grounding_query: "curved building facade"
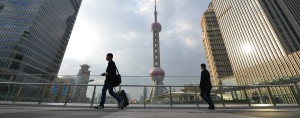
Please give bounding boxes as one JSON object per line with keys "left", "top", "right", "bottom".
{"left": 0, "top": 0, "right": 82, "bottom": 83}
{"left": 0, "top": 0, "right": 82, "bottom": 100}
{"left": 212, "top": 0, "right": 300, "bottom": 85}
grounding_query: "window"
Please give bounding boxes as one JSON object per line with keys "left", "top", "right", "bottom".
{"left": 0, "top": 3, "right": 4, "bottom": 11}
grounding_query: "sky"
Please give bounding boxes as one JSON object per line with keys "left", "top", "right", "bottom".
{"left": 58, "top": 0, "right": 211, "bottom": 76}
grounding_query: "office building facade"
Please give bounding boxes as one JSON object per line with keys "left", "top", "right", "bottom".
{"left": 0, "top": 0, "right": 82, "bottom": 101}
{"left": 201, "top": 2, "right": 233, "bottom": 86}
{"left": 211, "top": 0, "right": 300, "bottom": 85}
{"left": 0, "top": 0, "right": 82, "bottom": 83}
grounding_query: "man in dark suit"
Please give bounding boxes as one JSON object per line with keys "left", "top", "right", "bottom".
{"left": 96, "top": 53, "right": 122, "bottom": 109}
{"left": 199, "top": 63, "right": 215, "bottom": 109}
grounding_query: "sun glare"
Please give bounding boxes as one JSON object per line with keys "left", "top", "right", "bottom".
{"left": 243, "top": 44, "right": 252, "bottom": 53}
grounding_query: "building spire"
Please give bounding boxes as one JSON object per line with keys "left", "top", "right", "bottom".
{"left": 154, "top": 0, "right": 157, "bottom": 22}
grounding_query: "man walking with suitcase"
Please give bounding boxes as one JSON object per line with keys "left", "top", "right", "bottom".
{"left": 95, "top": 53, "right": 123, "bottom": 109}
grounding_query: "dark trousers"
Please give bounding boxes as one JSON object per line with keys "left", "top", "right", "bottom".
{"left": 200, "top": 88, "right": 214, "bottom": 107}
{"left": 100, "top": 82, "right": 121, "bottom": 106}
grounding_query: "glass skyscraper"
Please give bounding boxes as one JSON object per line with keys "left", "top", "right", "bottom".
{"left": 0, "top": 0, "right": 82, "bottom": 83}
{"left": 201, "top": 2, "right": 233, "bottom": 86}
{"left": 211, "top": 0, "right": 300, "bottom": 85}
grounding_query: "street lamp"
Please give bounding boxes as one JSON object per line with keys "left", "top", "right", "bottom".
{"left": 87, "top": 79, "right": 94, "bottom": 83}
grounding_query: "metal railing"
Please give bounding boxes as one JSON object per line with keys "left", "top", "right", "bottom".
{"left": 0, "top": 82, "right": 299, "bottom": 108}
{"left": 0, "top": 74, "right": 299, "bottom": 108}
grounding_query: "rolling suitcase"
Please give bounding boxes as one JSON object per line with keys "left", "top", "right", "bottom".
{"left": 116, "top": 90, "right": 129, "bottom": 109}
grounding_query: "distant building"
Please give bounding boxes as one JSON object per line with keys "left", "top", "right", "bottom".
{"left": 148, "top": 84, "right": 220, "bottom": 104}
{"left": 73, "top": 64, "right": 91, "bottom": 103}
{"left": 51, "top": 77, "right": 70, "bottom": 102}
{"left": 61, "top": 76, "right": 77, "bottom": 100}
{"left": 181, "top": 84, "right": 200, "bottom": 92}
{"left": 62, "top": 76, "right": 77, "bottom": 85}
{"left": 139, "top": 87, "right": 148, "bottom": 103}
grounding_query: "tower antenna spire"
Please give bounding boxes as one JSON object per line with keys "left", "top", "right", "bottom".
{"left": 154, "top": 0, "right": 157, "bottom": 22}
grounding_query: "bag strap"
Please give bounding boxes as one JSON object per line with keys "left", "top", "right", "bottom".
{"left": 116, "top": 65, "right": 120, "bottom": 75}
{"left": 116, "top": 68, "right": 120, "bottom": 75}
{"left": 114, "top": 64, "right": 120, "bottom": 90}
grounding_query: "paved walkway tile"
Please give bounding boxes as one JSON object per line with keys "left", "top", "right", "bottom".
{"left": 0, "top": 105, "right": 299, "bottom": 118}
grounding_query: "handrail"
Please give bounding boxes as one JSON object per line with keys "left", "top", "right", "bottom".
{"left": 0, "top": 82, "right": 299, "bottom": 87}
{"left": 0, "top": 73, "right": 299, "bottom": 78}
{"left": 0, "top": 82, "right": 299, "bottom": 108}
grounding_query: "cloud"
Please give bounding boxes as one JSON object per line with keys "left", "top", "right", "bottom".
{"left": 59, "top": 0, "right": 211, "bottom": 76}
{"left": 135, "top": 0, "right": 153, "bottom": 15}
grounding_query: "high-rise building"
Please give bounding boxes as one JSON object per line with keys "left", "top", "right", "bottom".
{"left": 149, "top": 0, "right": 166, "bottom": 99}
{"left": 73, "top": 64, "right": 90, "bottom": 103}
{"left": 0, "top": 0, "right": 82, "bottom": 101}
{"left": 0, "top": 0, "right": 82, "bottom": 83}
{"left": 211, "top": 0, "right": 300, "bottom": 85}
{"left": 201, "top": 2, "right": 233, "bottom": 86}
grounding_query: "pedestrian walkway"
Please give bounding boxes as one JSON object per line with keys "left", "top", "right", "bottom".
{"left": 0, "top": 105, "right": 299, "bottom": 118}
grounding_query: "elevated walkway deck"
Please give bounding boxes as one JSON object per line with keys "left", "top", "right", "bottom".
{"left": 0, "top": 105, "right": 300, "bottom": 118}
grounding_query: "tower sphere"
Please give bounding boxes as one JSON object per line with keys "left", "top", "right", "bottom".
{"left": 150, "top": 67, "right": 165, "bottom": 76}
{"left": 151, "top": 22, "right": 162, "bottom": 32}
{"left": 150, "top": 67, "right": 165, "bottom": 82}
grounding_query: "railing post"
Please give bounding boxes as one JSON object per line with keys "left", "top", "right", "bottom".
{"left": 194, "top": 87, "right": 199, "bottom": 108}
{"left": 230, "top": 90, "right": 235, "bottom": 102}
{"left": 38, "top": 84, "right": 48, "bottom": 104}
{"left": 243, "top": 86, "right": 251, "bottom": 108}
{"left": 258, "top": 87, "right": 265, "bottom": 104}
{"left": 169, "top": 86, "right": 173, "bottom": 108}
{"left": 219, "top": 86, "right": 226, "bottom": 108}
{"left": 13, "top": 84, "right": 23, "bottom": 103}
{"left": 234, "top": 88, "right": 239, "bottom": 100}
{"left": 267, "top": 87, "right": 277, "bottom": 107}
{"left": 144, "top": 86, "right": 147, "bottom": 108}
{"left": 90, "top": 85, "right": 96, "bottom": 108}
{"left": 289, "top": 86, "right": 300, "bottom": 106}
{"left": 64, "top": 85, "right": 71, "bottom": 106}
{"left": 1, "top": 81, "right": 11, "bottom": 101}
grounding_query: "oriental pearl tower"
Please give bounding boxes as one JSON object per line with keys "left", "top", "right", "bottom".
{"left": 149, "top": 0, "right": 166, "bottom": 99}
